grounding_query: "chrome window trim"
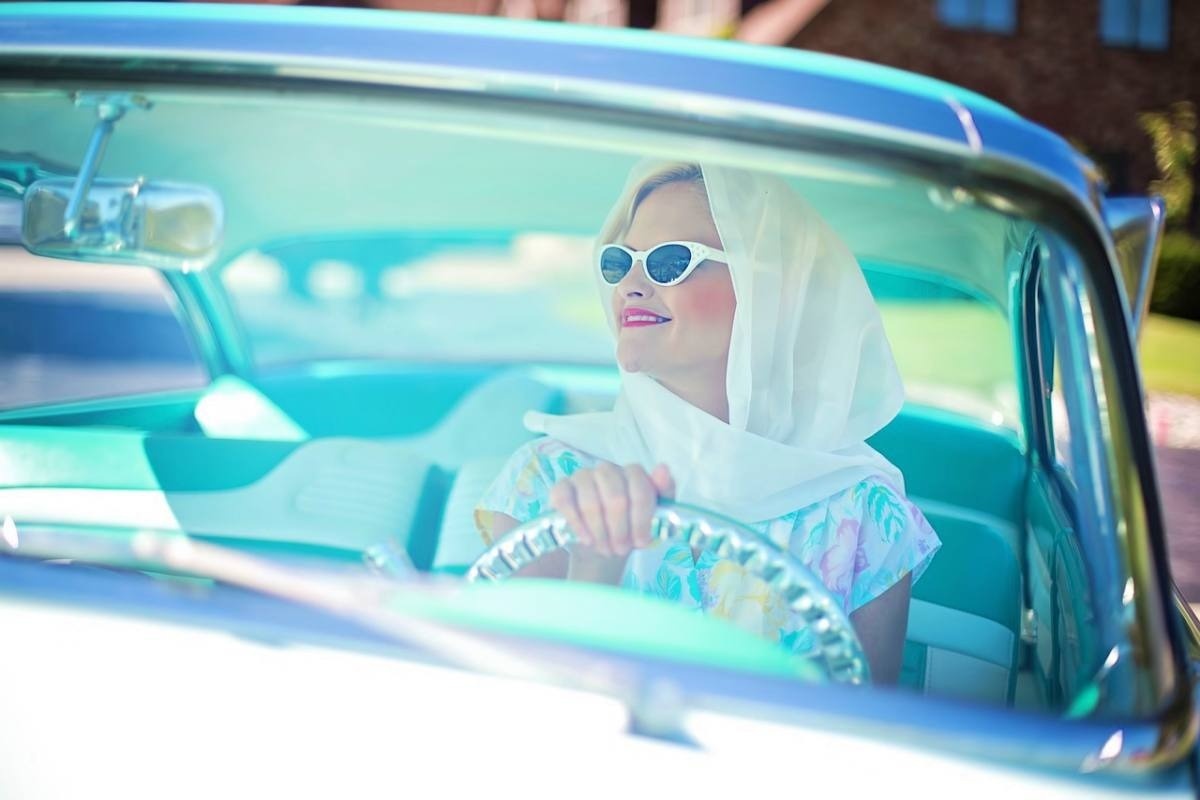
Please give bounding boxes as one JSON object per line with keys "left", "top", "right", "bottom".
{"left": 1042, "top": 226, "right": 1192, "bottom": 754}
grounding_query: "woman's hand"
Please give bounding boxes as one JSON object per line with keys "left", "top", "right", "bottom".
{"left": 548, "top": 462, "right": 675, "bottom": 583}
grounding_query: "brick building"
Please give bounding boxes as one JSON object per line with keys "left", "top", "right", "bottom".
{"left": 778, "top": 1, "right": 1199, "bottom": 197}
{"left": 567, "top": 0, "right": 1200, "bottom": 199}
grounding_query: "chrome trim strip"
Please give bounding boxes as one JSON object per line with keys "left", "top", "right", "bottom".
{"left": 1, "top": 44, "right": 975, "bottom": 156}
{"left": 944, "top": 95, "right": 982, "bottom": 154}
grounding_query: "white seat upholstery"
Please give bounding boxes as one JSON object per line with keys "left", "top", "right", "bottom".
{"left": 432, "top": 456, "right": 509, "bottom": 573}
{"left": 395, "top": 370, "right": 560, "bottom": 469}
{"left": 406, "top": 369, "right": 564, "bottom": 569}
{"left": 0, "top": 438, "right": 434, "bottom": 553}
{"left": 1, "top": 369, "right": 564, "bottom": 570}
{"left": 904, "top": 599, "right": 1016, "bottom": 704}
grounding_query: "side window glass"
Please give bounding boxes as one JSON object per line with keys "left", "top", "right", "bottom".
{"left": 1047, "top": 338, "right": 1075, "bottom": 484}
{"left": 1034, "top": 269, "right": 1077, "bottom": 492}
{"left": 0, "top": 247, "right": 208, "bottom": 410}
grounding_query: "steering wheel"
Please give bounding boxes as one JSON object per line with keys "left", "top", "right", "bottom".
{"left": 466, "top": 502, "right": 870, "bottom": 685}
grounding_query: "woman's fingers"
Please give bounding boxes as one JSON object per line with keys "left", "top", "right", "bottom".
{"left": 549, "top": 462, "right": 675, "bottom": 558}
{"left": 571, "top": 470, "right": 613, "bottom": 556}
{"left": 549, "top": 475, "right": 592, "bottom": 548}
{"left": 593, "top": 462, "right": 632, "bottom": 556}
{"left": 624, "top": 463, "right": 657, "bottom": 549}
{"left": 651, "top": 463, "right": 676, "bottom": 500}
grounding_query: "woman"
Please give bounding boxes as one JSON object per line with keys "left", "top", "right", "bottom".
{"left": 475, "top": 161, "right": 940, "bottom": 683}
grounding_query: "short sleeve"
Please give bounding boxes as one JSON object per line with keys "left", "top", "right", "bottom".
{"left": 473, "top": 437, "right": 589, "bottom": 545}
{"left": 846, "top": 478, "right": 941, "bottom": 613}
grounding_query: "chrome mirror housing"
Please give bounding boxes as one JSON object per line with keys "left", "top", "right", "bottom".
{"left": 1103, "top": 195, "right": 1166, "bottom": 337}
{"left": 21, "top": 177, "right": 223, "bottom": 272}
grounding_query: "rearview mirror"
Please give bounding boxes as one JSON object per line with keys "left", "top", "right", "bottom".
{"left": 21, "top": 177, "right": 223, "bottom": 272}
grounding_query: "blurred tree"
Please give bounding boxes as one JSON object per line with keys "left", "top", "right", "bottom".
{"left": 1139, "top": 101, "right": 1197, "bottom": 234}
{"left": 1141, "top": 102, "right": 1200, "bottom": 321}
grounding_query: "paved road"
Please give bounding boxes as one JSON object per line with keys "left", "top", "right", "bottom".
{"left": 1159, "top": 446, "right": 1200, "bottom": 601}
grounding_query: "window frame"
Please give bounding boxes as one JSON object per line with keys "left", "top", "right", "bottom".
{"left": 1017, "top": 224, "right": 1187, "bottom": 718}
{"left": 1025, "top": 239, "right": 1081, "bottom": 509}
{"left": 936, "top": 0, "right": 1018, "bottom": 35}
{"left": 1099, "top": 0, "right": 1171, "bottom": 51}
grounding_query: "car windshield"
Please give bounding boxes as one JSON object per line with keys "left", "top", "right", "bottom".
{"left": 0, "top": 82, "right": 1145, "bottom": 724}
{"left": 213, "top": 105, "right": 1017, "bottom": 428}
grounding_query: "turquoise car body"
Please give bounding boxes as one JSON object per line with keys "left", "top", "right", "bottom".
{"left": 0, "top": 4, "right": 1193, "bottom": 796}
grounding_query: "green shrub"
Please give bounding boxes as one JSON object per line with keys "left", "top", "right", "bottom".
{"left": 1150, "top": 231, "right": 1200, "bottom": 321}
{"left": 1139, "top": 102, "right": 1196, "bottom": 227}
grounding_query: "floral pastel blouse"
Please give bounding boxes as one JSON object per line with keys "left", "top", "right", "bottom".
{"left": 474, "top": 437, "right": 941, "bottom": 658}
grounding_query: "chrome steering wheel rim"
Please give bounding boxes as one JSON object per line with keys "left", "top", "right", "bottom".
{"left": 466, "top": 502, "right": 870, "bottom": 685}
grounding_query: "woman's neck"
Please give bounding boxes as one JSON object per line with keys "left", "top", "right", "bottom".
{"left": 654, "top": 361, "right": 730, "bottom": 423}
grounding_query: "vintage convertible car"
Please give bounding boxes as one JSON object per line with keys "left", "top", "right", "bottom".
{"left": 0, "top": 3, "right": 1195, "bottom": 797}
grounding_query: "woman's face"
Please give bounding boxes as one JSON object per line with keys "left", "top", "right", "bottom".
{"left": 610, "top": 180, "right": 736, "bottom": 384}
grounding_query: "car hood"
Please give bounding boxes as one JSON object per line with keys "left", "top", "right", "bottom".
{"left": 0, "top": 598, "right": 1159, "bottom": 800}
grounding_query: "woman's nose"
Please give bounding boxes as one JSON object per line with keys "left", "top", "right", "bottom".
{"left": 618, "top": 259, "right": 653, "bottom": 297}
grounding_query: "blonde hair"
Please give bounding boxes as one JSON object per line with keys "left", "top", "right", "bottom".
{"left": 624, "top": 163, "right": 706, "bottom": 233}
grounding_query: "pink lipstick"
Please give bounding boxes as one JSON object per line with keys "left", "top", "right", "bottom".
{"left": 621, "top": 307, "right": 672, "bottom": 327}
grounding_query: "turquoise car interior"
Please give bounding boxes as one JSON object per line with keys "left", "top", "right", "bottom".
{"left": 0, "top": 363, "right": 1035, "bottom": 707}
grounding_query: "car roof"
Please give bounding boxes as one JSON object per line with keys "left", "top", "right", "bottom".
{"left": 0, "top": 3, "right": 1094, "bottom": 205}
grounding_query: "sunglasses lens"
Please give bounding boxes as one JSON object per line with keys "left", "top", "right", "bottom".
{"left": 599, "top": 246, "right": 633, "bottom": 284}
{"left": 645, "top": 244, "right": 693, "bottom": 284}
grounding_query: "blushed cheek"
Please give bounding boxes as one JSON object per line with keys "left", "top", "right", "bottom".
{"left": 688, "top": 285, "right": 736, "bottom": 317}
{"left": 674, "top": 278, "right": 736, "bottom": 345}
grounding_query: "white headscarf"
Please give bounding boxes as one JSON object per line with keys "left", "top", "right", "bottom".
{"left": 525, "top": 161, "right": 907, "bottom": 523}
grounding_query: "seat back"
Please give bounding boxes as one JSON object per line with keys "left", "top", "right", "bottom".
{"left": 0, "top": 426, "right": 439, "bottom": 557}
{"left": 393, "top": 370, "right": 562, "bottom": 469}
{"left": 431, "top": 456, "right": 507, "bottom": 574}
{"left": 901, "top": 507, "right": 1021, "bottom": 703}
{"left": 870, "top": 407, "right": 1026, "bottom": 704}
